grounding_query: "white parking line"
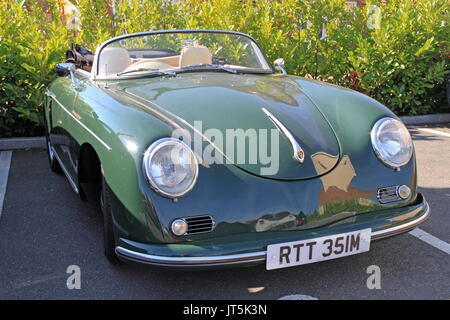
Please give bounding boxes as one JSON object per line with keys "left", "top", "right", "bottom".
{"left": 0, "top": 151, "right": 12, "bottom": 218}
{"left": 409, "top": 228, "right": 450, "bottom": 255}
{"left": 418, "top": 128, "right": 450, "bottom": 138}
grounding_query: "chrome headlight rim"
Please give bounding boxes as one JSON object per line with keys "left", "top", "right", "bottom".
{"left": 143, "top": 137, "right": 199, "bottom": 198}
{"left": 370, "top": 117, "right": 413, "bottom": 169}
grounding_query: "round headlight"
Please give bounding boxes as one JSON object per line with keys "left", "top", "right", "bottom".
{"left": 143, "top": 138, "right": 199, "bottom": 198}
{"left": 371, "top": 117, "right": 413, "bottom": 168}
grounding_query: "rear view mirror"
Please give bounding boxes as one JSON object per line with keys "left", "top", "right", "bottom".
{"left": 54, "top": 63, "right": 81, "bottom": 89}
{"left": 274, "top": 58, "right": 287, "bottom": 74}
{"left": 55, "top": 63, "right": 75, "bottom": 77}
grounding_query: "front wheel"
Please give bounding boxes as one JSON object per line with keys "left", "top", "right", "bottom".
{"left": 100, "top": 175, "right": 120, "bottom": 264}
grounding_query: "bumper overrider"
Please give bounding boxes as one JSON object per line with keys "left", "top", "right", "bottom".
{"left": 115, "top": 193, "right": 429, "bottom": 268}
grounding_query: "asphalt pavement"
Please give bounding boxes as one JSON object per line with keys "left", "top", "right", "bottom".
{"left": 0, "top": 124, "right": 448, "bottom": 300}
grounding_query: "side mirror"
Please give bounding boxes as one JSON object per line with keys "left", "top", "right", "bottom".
{"left": 55, "top": 62, "right": 75, "bottom": 77}
{"left": 274, "top": 58, "right": 287, "bottom": 75}
{"left": 55, "top": 62, "right": 81, "bottom": 89}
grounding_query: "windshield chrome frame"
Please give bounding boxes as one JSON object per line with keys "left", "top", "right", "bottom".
{"left": 92, "top": 29, "right": 273, "bottom": 80}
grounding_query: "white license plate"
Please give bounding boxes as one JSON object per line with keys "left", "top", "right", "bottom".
{"left": 266, "top": 229, "right": 371, "bottom": 270}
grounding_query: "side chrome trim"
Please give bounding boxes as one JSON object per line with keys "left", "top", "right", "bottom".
{"left": 46, "top": 93, "right": 112, "bottom": 151}
{"left": 45, "top": 90, "right": 56, "bottom": 99}
{"left": 51, "top": 146, "right": 79, "bottom": 194}
{"left": 261, "top": 107, "right": 305, "bottom": 163}
{"left": 115, "top": 204, "right": 429, "bottom": 267}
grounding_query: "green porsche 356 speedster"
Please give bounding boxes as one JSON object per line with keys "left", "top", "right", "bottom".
{"left": 44, "top": 30, "right": 429, "bottom": 270}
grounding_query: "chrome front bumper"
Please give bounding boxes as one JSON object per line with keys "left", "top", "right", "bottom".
{"left": 115, "top": 196, "right": 430, "bottom": 268}
{"left": 116, "top": 246, "right": 267, "bottom": 267}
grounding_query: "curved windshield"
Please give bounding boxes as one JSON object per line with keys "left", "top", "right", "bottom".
{"left": 96, "top": 31, "right": 272, "bottom": 78}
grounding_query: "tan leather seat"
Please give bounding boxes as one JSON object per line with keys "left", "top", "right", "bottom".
{"left": 98, "top": 47, "right": 131, "bottom": 76}
{"left": 126, "top": 60, "right": 173, "bottom": 71}
{"left": 179, "top": 45, "right": 212, "bottom": 67}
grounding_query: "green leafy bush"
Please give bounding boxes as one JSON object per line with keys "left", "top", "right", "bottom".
{"left": 0, "top": 1, "right": 72, "bottom": 137}
{"left": 0, "top": 0, "right": 448, "bottom": 137}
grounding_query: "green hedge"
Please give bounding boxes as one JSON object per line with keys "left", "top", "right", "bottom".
{"left": 1, "top": 0, "right": 449, "bottom": 137}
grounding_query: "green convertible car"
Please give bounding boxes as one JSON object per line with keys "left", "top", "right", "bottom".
{"left": 44, "top": 30, "right": 429, "bottom": 270}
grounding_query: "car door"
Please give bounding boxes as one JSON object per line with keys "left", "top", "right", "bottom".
{"left": 45, "top": 73, "right": 80, "bottom": 184}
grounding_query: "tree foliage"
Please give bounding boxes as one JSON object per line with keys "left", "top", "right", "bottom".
{"left": 0, "top": 0, "right": 448, "bottom": 137}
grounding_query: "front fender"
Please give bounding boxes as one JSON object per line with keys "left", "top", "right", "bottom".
{"left": 296, "top": 77, "right": 418, "bottom": 204}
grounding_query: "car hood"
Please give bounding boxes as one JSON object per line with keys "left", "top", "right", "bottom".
{"left": 117, "top": 73, "right": 340, "bottom": 180}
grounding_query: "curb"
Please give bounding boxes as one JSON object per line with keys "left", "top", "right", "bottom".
{"left": 0, "top": 137, "right": 46, "bottom": 151}
{"left": 0, "top": 113, "right": 449, "bottom": 150}
{"left": 400, "top": 113, "right": 450, "bottom": 125}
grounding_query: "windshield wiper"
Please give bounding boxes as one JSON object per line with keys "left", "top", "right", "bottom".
{"left": 117, "top": 67, "right": 159, "bottom": 76}
{"left": 180, "top": 63, "right": 238, "bottom": 74}
{"left": 117, "top": 64, "right": 237, "bottom": 77}
{"left": 117, "top": 68, "right": 176, "bottom": 77}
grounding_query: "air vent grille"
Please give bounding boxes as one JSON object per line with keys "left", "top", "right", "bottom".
{"left": 377, "top": 186, "right": 400, "bottom": 203}
{"left": 185, "top": 216, "right": 215, "bottom": 235}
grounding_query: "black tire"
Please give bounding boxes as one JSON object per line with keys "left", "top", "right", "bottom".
{"left": 100, "top": 176, "right": 120, "bottom": 264}
{"left": 45, "top": 136, "right": 62, "bottom": 173}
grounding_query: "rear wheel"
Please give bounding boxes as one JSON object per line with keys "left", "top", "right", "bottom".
{"left": 100, "top": 175, "right": 119, "bottom": 264}
{"left": 45, "top": 136, "right": 62, "bottom": 173}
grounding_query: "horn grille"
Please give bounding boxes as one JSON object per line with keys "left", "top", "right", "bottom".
{"left": 184, "top": 215, "right": 215, "bottom": 235}
{"left": 377, "top": 186, "right": 401, "bottom": 203}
